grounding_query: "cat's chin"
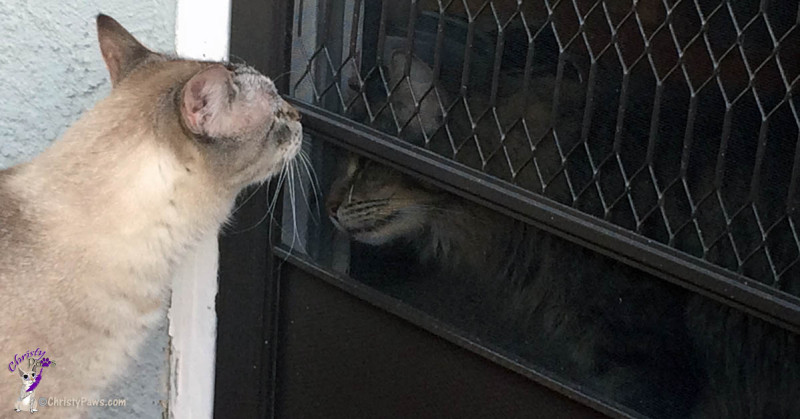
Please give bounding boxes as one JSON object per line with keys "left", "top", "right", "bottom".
{"left": 349, "top": 223, "right": 420, "bottom": 247}
{"left": 336, "top": 210, "right": 427, "bottom": 247}
{"left": 350, "top": 231, "right": 398, "bottom": 246}
{"left": 332, "top": 221, "right": 405, "bottom": 247}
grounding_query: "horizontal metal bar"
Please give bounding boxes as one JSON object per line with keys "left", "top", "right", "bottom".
{"left": 287, "top": 97, "right": 800, "bottom": 335}
{"left": 273, "top": 246, "right": 637, "bottom": 419}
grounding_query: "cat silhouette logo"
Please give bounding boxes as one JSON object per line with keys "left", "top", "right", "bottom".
{"left": 8, "top": 349, "right": 55, "bottom": 414}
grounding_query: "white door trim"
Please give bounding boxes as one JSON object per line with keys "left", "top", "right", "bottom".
{"left": 169, "top": 1, "right": 231, "bottom": 418}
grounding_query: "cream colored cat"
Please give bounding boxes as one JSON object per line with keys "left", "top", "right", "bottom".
{"left": 0, "top": 15, "right": 301, "bottom": 418}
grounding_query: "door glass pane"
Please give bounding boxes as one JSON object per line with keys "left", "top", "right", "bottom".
{"left": 280, "top": 136, "right": 800, "bottom": 418}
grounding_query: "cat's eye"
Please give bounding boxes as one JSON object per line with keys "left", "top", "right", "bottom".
{"left": 23, "top": 374, "right": 28, "bottom": 379}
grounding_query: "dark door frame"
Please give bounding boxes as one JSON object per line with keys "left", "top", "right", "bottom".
{"left": 214, "top": 1, "right": 293, "bottom": 417}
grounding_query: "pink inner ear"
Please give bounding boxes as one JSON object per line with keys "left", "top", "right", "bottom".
{"left": 181, "top": 65, "right": 232, "bottom": 136}
{"left": 190, "top": 82, "right": 207, "bottom": 112}
{"left": 183, "top": 79, "right": 207, "bottom": 132}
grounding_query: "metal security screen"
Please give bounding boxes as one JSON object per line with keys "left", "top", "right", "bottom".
{"left": 290, "top": 0, "right": 800, "bottom": 309}
{"left": 215, "top": 1, "right": 800, "bottom": 418}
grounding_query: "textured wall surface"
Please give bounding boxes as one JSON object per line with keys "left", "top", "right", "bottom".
{"left": 0, "top": 2, "right": 177, "bottom": 418}
{"left": 0, "top": 1, "right": 176, "bottom": 168}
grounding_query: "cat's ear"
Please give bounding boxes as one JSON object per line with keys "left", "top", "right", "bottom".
{"left": 96, "top": 14, "right": 155, "bottom": 87}
{"left": 388, "top": 50, "right": 434, "bottom": 84}
{"left": 180, "top": 65, "right": 233, "bottom": 138}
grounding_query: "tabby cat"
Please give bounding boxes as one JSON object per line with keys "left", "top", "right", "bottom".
{"left": 327, "top": 154, "right": 696, "bottom": 415}
{"left": 0, "top": 15, "right": 301, "bottom": 418}
{"left": 329, "top": 50, "right": 800, "bottom": 418}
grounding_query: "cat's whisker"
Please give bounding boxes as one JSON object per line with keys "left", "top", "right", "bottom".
{"left": 268, "top": 168, "right": 287, "bottom": 215}
{"left": 231, "top": 182, "right": 266, "bottom": 215}
{"left": 298, "top": 150, "right": 322, "bottom": 196}
{"left": 233, "top": 166, "right": 289, "bottom": 236}
{"left": 267, "top": 161, "right": 304, "bottom": 248}
{"left": 294, "top": 160, "right": 319, "bottom": 225}
{"left": 272, "top": 69, "right": 303, "bottom": 84}
{"left": 338, "top": 202, "right": 496, "bottom": 228}
{"left": 342, "top": 198, "right": 490, "bottom": 220}
{"left": 282, "top": 159, "right": 304, "bottom": 260}
{"left": 265, "top": 169, "right": 289, "bottom": 244}
{"left": 280, "top": 164, "right": 293, "bottom": 251}
{"left": 297, "top": 151, "right": 322, "bottom": 221}
{"left": 347, "top": 183, "right": 355, "bottom": 205}
{"left": 291, "top": 160, "right": 304, "bottom": 245}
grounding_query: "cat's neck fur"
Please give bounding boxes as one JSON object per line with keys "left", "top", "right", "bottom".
{"left": 417, "top": 196, "right": 519, "bottom": 280}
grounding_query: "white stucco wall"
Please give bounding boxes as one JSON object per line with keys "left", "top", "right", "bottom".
{"left": 0, "top": 2, "right": 177, "bottom": 418}
{"left": 0, "top": 1, "right": 177, "bottom": 168}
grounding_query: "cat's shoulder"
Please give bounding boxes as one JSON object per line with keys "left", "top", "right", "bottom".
{"left": 0, "top": 166, "right": 37, "bottom": 250}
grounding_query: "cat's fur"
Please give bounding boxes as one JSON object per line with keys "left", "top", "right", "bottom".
{"left": 685, "top": 298, "right": 800, "bottom": 418}
{"left": 0, "top": 15, "right": 301, "bottom": 418}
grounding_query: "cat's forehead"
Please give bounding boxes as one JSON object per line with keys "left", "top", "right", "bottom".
{"left": 141, "top": 60, "right": 278, "bottom": 96}
{"left": 229, "top": 64, "right": 277, "bottom": 91}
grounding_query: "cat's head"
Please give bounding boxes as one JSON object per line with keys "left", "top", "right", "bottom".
{"left": 347, "top": 49, "right": 446, "bottom": 145}
{"left": 383, "top": 50, "right": 446, "bottom": 142}
{"left": 93, "top": 14, "right": 301, "bottom": 190}
{"left": 17, "top": 369, "right": 34, "bottom": 387}
{"left": 16, "top": 359, "right": 37, "bottom": 387}
{"left": 326, "top": 155, "right": 448, "bottom": 245}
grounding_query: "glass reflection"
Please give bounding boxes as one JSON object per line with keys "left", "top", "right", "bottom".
{"left": 322, "top": 150, "right": 695, "bottom": 417}
{"left": 311, "top": 150, "right": 800, "bottom": 418}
